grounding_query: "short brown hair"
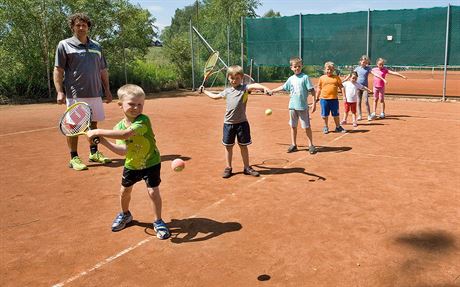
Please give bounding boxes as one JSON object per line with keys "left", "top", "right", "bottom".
{"left": 289, "top": 57, "right": 302, "bottom": 66}
{"left": 68, "top": 13, "right": 92, "bottom": 29}
{"left": 227, "top": 65, "right": 244, "bottom": 77}
{"left": 117, "top": 84, "right": 145, "bottom": 101}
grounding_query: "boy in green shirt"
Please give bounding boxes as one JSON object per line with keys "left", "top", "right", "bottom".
{"left": 87, "top": 84, "right": 169, "bottom": 239}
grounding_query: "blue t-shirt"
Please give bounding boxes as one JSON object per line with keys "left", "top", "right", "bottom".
{"left": 354, "top": 66, "right": 372, "bottom": 87}
{"left": 282, "top": 73, "right": 314, "bottom": 110}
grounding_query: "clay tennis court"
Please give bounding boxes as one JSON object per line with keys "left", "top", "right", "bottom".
{"left": 1, "top": 85, "right": 459, "bottom": 286}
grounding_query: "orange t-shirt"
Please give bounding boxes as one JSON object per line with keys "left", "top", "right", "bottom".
{"left": 318, "top": 75, "right": 343, "bottom": 99}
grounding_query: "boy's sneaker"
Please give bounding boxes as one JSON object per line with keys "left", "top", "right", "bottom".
{"left": 287, "top": 145, "right": 298, "bottom": 153}
{"left": 367, "top": 115, "right": 372, "bottom": 121}
{"left": 323, "top": 126, "right": 329, "bottom": 134}
{"left": 308, "top": 145, "right": 317, "bottom": 154}
{"left": 222, "top": 167, "right": 233, "bottom": 178}
{"left": 357, "top": 115, "right": 362, "bottom": 121}
{"left": 89, "top": 151, "right": 112, "bottom": 164}
{"left": 111, "top": 211, "right": 133, "bottom": 232}
{"left": 353, "top": 122, "right": 358, "bottom": 127}
{"left": 380, "top": 112, "right": 385, "bottom": 119}
{"left": 153, "top": 219, "right": 170, "bottom": 240}
{"left": 335, "top": 126, "right": 347, "bottom": 133}
{"left": 69, "top": 156, "right": 88, "bottom": 171}
{"left": 244, "top": 166, "right": 260, "bottom": 177}
{"left": 370, "top": 113, "right": 376, "bottom": 120}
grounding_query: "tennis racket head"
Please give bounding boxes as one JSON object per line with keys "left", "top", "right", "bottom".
{"left": 203, "top": 51, "right": 219, "bottom": 80}
{"left": 59, "top": 102, "right": 100, "bottom": 144}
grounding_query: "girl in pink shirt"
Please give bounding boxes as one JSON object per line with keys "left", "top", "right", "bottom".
{"left": 371, "top": 58, "right": 407, "bottom": 119}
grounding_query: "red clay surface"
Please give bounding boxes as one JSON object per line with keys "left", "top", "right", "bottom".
{"left": 1, "top": 91, "right": 459, "bottom": 286}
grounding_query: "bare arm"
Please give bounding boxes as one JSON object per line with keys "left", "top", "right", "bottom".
{"left": 371, "top": 71, "right": 387, "bottom": 84}
{"left": 309, "top": 88, "right": 317, "bottom": 113}
{"left": 247, "top": 83, "right": 271, "bottom": 95}
{"left": 388, "top": 70, "right": 407, "bottom": 79}
{"left": 198, "top": 86, "right": 223, "bottom": 99}
{"left": 101, "top": 69, "right": 113, "bottom": 103}
{"left": 97, "top": 137, "right": 127, "bottom": 156}
{"left": 271, "top": 85, "right": 285, "bottom": 93}
{"left": 87, "top": 128, "right": 135, "bottom": 141}
{"left": 53, "top": 67, "right": 66, "bottom": 104}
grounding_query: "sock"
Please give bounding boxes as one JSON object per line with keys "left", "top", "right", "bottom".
{"left": 70, "top": 151, "right": 78, "bottom": 159}
{"left": 90, "top": 145, "right": 98, "bottom": 155}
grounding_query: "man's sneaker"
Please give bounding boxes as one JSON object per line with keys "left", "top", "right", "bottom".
{"left": 357, "top": 115, "right": 362, "bottom": 121}
{"left": 287, "top": 145, "right": 298, "bottom": 153}
{"left": 308, "top": 145, "right": 317, "bottom": 154}
{"left": 323, "top": 126, "right": 329, "bottom": 134}
{"left": 335, "top": 126, "right": 347, "bottom": 133}
{"left": 222, "top": 167, "right": 233, "bottom": 178}
{"left": 69, "top": 156, "right": 88, "bottom": 171}
{"left": 367, "top": 115, "right": 372, "bottom": 121}
{"left": 111, "top": 211, "right": 133, "bottom": 232}
{"left": 89, "top": 151, "right": 112, "bottom": 164}
{"left": 153, "top": 219, "right": 170, "bottom": 240}
{"left": 380, "top": 112, "right": 385, "bottom": 119}
{"left": 244, "top": 166, "right": 260, "bottom": 177}
{"left": 370, "top": 113, "right": 377, "bottom": 120}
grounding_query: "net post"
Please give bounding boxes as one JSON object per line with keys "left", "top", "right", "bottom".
{"left": 442, "top": 4, "right": 451, "bottom": 102}
{"left": 241, "top": 16, "right": 244, "bottom": 70}
{"left": 366, "top": 9, "right": 370, "bottom": 58}
{"left": 299, "top": 13, "right": 302, "bottom": 58}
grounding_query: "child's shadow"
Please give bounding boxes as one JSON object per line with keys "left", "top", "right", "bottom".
{"left": 253, "top": 164, "right": 326, "bottom": 182}
{"left": 316, "top": 146, "right": 351, "bottom": 153}
{"left": 167, "top": 218, "right": 242, "bottom": 243}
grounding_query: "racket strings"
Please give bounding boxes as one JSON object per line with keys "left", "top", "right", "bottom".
{"left": 60, "top": 104, "right": 92, "bottom": 135}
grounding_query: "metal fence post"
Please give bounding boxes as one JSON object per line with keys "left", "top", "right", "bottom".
{"left": 189, "top": 20, "right": 195, "bottom": 91}
{"left": 442, "top": 4, "right": 451, "bottom": 102}
{"left": 241, "top": 16, "right": 244, "bottom": 70}
{"left": 299, "top": 13, "right": 302, "bottom": 58}
{"left": 367, "top": 9, "right": 370, "bottom": 57}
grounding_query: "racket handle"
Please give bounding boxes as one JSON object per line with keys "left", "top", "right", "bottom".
{"left": 92, "top": 137, "right": 100, "bottom": 145}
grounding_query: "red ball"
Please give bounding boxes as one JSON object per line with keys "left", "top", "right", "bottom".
{"left": 171, "top": 158, "right": 185, "bottom": 172}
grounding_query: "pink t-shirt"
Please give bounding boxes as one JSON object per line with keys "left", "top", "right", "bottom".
{"left": 372, "top": 67, "right": 389, "bottom": 88}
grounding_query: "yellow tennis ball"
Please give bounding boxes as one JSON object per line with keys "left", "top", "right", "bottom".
{"left": 265, "top": 108, "right": 272, "bottom": 116}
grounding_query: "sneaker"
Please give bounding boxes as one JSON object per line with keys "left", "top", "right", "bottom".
{"left": 380, "top": 112, "right": 385, "bottom": 119}
{"left": 370, "top": 113, "right": 376, "bottom": 120}
{"left": 308, "top": 145, "right": 317, "bottom": 154}
{"left": 287, "top": 145, "right": 298, "bottom": 153}
{"left": 367, "top": 115, "right": 372, "bottom": 121}
{"left": 89, "top": 151, "right": 112, "bottom": 164}
{"left": 353, "top": 122, "right": 358, "bottom": 127}
{"left": 243, "top": 166, "right": 260, "bottom": 177}
{"left": 357, "top": 115, "right": 362, "bottom": 121}
{"left": 69, "top": 156, "right": 88, "bottom": 171}
{"left": 222, "top": 167, "right": 233, "bottom": 178}
{"left": 340, "top": 120, "right": 346, "bottom": 125}
{"left": 111, "top": 211, "right": 133, "bottom": 232}
{"left": 323, "top": 126, "right": 329, "bottom": 134}
{"left": 335, "top": 126, "right": 347, "bottom": 133}
{"left": 153, "top": 219, "right": 170, "bottom": 240}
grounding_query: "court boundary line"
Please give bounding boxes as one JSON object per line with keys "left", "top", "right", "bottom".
{"left": 50, "top": 130, "right": 352, "bottom": 287}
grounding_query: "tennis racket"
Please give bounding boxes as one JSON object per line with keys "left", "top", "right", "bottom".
{"left": 58, "top": 102, "right": 100, "bottom": 144}
{"left": 199, "top": 51, "right": 220, "bottom": 92}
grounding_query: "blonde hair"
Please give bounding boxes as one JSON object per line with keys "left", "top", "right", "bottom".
{"left": 117, "top": 84, "right": 145, "bottom": 101}
{"left": 376, "top": 57, "right": 386, "bottom": 65}
{"left": 289, "top": 57, "right": 302, "bottom": 66}
{"left": 360, "top": 55, "right": 370, "bottom": 64}
{"left": 324, "top": 61, "right": 335, "bottom": 70}
{"left": 227, "top": 65, "right": 244, "bottom": 77}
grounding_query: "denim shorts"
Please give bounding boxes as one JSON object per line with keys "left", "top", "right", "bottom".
{"left": 320, "top": 98, "right": 340, "bottom": 117}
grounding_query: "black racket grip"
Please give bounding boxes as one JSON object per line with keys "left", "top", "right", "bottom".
{"left": 92, "top": 136, "right": 100, "bottom": 144}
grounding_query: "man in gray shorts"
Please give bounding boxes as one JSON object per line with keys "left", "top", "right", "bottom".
{"left": 53, "top": 13, "right": 112, "bottom": 171}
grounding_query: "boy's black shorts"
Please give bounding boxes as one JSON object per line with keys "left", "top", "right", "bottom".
{"left": 222, "top": 121, "right": 252, "bottom": 146}
{"left": 121, "top": 163, "right": 161, "bottom": 188}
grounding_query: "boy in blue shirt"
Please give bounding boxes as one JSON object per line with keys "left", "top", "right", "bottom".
{"left": 272, "top": 57, "right": 317, "bottom": 154}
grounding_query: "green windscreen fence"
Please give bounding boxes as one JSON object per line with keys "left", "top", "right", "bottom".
{"left": 246, "top": 6, "right": 460, "bottom": 66}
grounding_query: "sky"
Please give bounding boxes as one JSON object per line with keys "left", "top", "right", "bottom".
{"left": 129, "top": 0, "right": 460, "bottom": 33}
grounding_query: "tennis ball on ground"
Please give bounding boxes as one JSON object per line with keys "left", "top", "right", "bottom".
{"left": 265, "top": 108, "right": 272, "bottom": 116}
{"left": 171, "top": 158, "right": 185, "bottom": 172}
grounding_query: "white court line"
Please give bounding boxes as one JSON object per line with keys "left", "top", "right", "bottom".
{"left": 50, "top": 130, "right": 351, "bottom": 287}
